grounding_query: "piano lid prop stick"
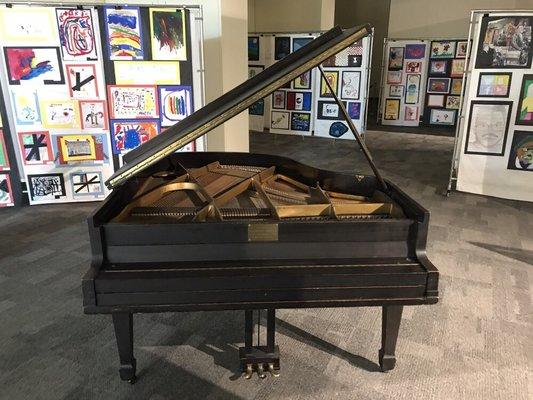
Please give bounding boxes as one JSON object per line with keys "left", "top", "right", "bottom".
{"left": 318, "top": 65, "right": 388, "bottom": 192}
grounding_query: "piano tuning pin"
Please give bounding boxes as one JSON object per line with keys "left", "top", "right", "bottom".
{"left": 268, "top": 363, "right": 280, "bottom": 377}
{"left": 257, "top": 364, "right": 267, "bottom": 379}
{"left": 244, "top": 364, "right": 253, "bottom": 379}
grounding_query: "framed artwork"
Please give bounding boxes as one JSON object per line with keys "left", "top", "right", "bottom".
{"left": 450, "top": 78, "right": 463, "bottom": 95}
{"left": 272, "top": 91, "right": 286, "bottom": 109}
{"left": 320, "top": 71, "right": 339, "bottom": 97}
{"left": 10, "top": 89, "right": 41, "bottom": 125}
{"left": 389, "top": 85, "right": 404, "bottom": 97}
{"left": 516, "top": 74, "right": 533, "bottom": 125}
{"left": 430, "top": 109, "right": 456, "bottom": 125}
{"left": 286, "top": 92, "right": 312, "bottom": 111}
{"left": 107, "top": 85, "right": 159, "bottom": 119}
{"left": 18, "top": 131, "right": 54, "bottom": 165}
{"left": 507, "top": 131, "right": 533, "bottom": 171}
{"left": 70, "top": 171, "right": 105, "bottom": 197}
{"left": 384, "top": 98, "right": 400, "bottom": 120}
{"left": 475, "top": 16, "right": 533, "bottom": 68}
{"left": 450, "top": 59, "right": 465, "bottom": 78}
{"left": 465, "top": 101, "right": 512, "bottom": 155}
{"left": 249, "top": 65, "right": 264, "bottom": 79}
{"left": 292, "top": 37, "right": 313, "bottom": 52}
{"left": 477, "top": 73, "right": 512, "bottom": 97}
{"left": 111, "top": 120, "right": 160, "bottom": 154}
{"left": 329, "top": 122, "right": 348, "bottom": 138}
{"left": 406, "top": 61, "right": 422, "bottom": 73}
{"left": 271, "top": 111, "right": 289, "bottom": 129}
{"left": 405, "top": 44, "right": 426, "bottom": 59}
{"left": 4, "top": 47, "right": 64, "bottom": 85}
{"left": 387, "top": 71, "right": 402, "bottom": 84}
{"left": 405, "top": 74, "right": 421, "bottom": 104}
{"left": 404, "top": 105, "right": 418, "bottom": 121}
{"left": 388, "top": 47, "right": 404, "bottom": 70}
{"left": 158, "top": 85, "right": 193, "bottom": 127}
{"left": 290, "top": 112, "right": 311, "bottom": 131}
{"left": 0, "top": 131, "right": 9, "bottom": 171}
{"left": 65, "top": 64, "right": 99, "bottom": 99}
{"left": 58, "top": 135, "right": 97, "bottom": 162}
{"left": 431, "top": 41, "right": 456, "bottom": 58}
{"left": 445, "top": 95, "right": 461, "bottom": 110}
{"left": 150, "top": 8, "right": 187, "bottom": 61}
{"left": 0, "top": 174, "right": 13, "bottom": 207}
{"left": 28, "top": 173, "right": 66, "bottom": 201}
{"left": 114, "top": 61, "right": 180, "bottom": 85}
{"left": 274, "top": 37, "right": 291, "bottom": 60}
{"left": 427, "top": 78, "right": 451, "bottom": 94}
{"left": 0, "top": 7, "right": 56, "bottom": 45}
{"left": 317, "top": 101, "right": 346, "bottom": 120}
{"left": 40, "top": 100, "right": 79, "bottom": 129}
{"left": 429, "top": 60, "right": 448, "bottom": 75}
{"left": 427, "top": 95, "right": 445, "bottom": 107}
{"left": 249, "top": 99, "right": 264, "bottom": 116}
{"left": 293, "top": 70, "right": 312, "bottom": 90}
{"left": 341, "top": 71, "right": 361, "bottom": 100}
{"left": 248, "top": 36, "right": 259, "bottom": 61}
{"left": 104, "top": 6, "right": 144, "bottom": 60}
{"left": 347, "top": 102, "right": 360, "bottom": 120}
{"left": 456, "top": 41, "right": 468, "bottom": 58}
{"left": 79, "top": 100, "right": 109, "bottom": 130}
{"left": 56, "top": 8, "right": 97, "bottom": 60}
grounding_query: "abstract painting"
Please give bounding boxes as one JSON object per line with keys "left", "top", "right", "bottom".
{"left": 290, "top": 112, "right": 310, "bottom": 131}
{"left": 54, "top": 133, "right": 107, "bottom": 165}
{"left": 79, "top": 100, "right": 108, "bottom": 130}
{"left": 431, "top": 41, "right": 456, "bottom": 58}
{"left": 28, "top": 173, "right": 66, "bottom": 201}
{"left": 18, "top": 131, "right": 53, "bottom": 165}
{"left": 108, "top": 85, "right": 159, "bottom": 119}
{"left": 65, "top": 64, "right": 99, "bottom": 99}
{"left": 405, "top": 74, "right": 421, "bottom": 104}
{"left": 465, "top": 101, "right": 512, "bottom": 155}
{"left": 516, "top": 74, "right": 533, "bottom": 125}
{"left": 0, "top": 174, "right": 13, "bottom": 207}
{"left": 40, "top": 100, "right": 79, "bottom": 129}
{"left": 293, "top": 70, "right": 312, "bottom": 90}
{"left": 10, "top": 89, "right": 41, "bottom": 125}
{"left": 271, "top": 111, "right": 289, "bottom": 130}
{"left": 56, "top": 8, "right": 97, "bottom": 60}
{"left": 445, "top": 95, "right": 461, "bottom": 110}
{"left": 70, "top": 171, "right": 105, "bottom": 197}
{"left": 0, "top": 131, "right": 10, "bottom": 171}
{"left": 406, "top": 61, "right": 422, "bottom": 73}
{"left": 341, "top": 71, "right": 360, "bottom": 100}
{"left": 4, "top": 46, "right": 64, "bottom": 85}
{"left": 274, "top": 37, "right": 290, "bottom": 60}
{"left": 329, "top": 122, "right": 348, "bottom": 138}
{"left": 427, "top": 78, "right": 451, "bottom": 94}
{"left": 104, "top": 6, "right": 144, "bottom": 60}
{"left": 388, "top": 47, "right": 404, "bottom": 70}
{"left": 404, "top": 105, "right": 418, "bottom": 121}
{"left": 0, "top": 7, "right": 56, "bottom": 44}
{"left": 158, "top": 85, "right": 193, "bottom": 127}
{"left": 320, "top": 71, "right": 339, "bottom": 97}
{"left": 384, "top": 99, "right": 400, "bottom": 120}
{"left": 114, "top": 61, "right": 180, "bottom": 85}
{"left": 111, "top": 120, "right": 160, "bottom": 154}
{"left": 249, "top": 99, "right": 264, "bottom": 116}
{"left": 150, "top": 8, "right": 187, "bottom": 61}
{"left": 507, "top": 131, "right": 533, "bottom": 171}
{"left": 248, "top": 36, "right": 259, "bottom": 61}
{"left": 347, "top": 102, "right": 361, "bottom": 120}
{"left": 405, "top": 44, "right": 426, "bottom": 59}
{"left": 476, "top": 16, "right": 532, "bottom": 68}
{"left": 430, "top": 109, "right": 456, "bottom": 126}
{"left": 286, "top": 92, "right": 311, "bottom": 111}
{"left": 477, "top": 73, "right": 512, "bottom": 97}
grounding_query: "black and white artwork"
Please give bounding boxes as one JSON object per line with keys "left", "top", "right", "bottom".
{"left": 28, "top": 173, "right": 66, "bottom": 201}
{"left": 465, "top": 101, "right": 512, "bottom": 156}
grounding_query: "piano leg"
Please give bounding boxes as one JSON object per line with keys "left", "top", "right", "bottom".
{"left": 379, "top": 305, "right": 403, "bottom": 372}
{"left": 112, "top": 313, "right": 137, "bottom": 384}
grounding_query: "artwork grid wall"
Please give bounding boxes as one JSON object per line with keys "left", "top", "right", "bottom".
{"left": 455, "top": 11, "right": 533, "bottom": 202}
{"left": 380, "top": 39, "right": 430, "bottom": 127}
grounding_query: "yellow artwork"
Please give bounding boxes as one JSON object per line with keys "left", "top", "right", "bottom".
{"left": 40, "top": 100, "right": 80, "bottom": 129}
{"left": 114, "top": 61, "right": 180, "bottom": 85}
{"left": 149, "top": 8, "right": 187, "bottom": 61}
{"left": 0, "top": 7, "right": 56, "bottom": 45}
{"left": 59, "top": 135, "right": 96, "bottom": 162}
{"left": 320, "top": 71, "right": 339, "bottom": 97}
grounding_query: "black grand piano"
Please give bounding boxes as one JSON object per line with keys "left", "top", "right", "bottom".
{"left": 82, "top": 24, "right": 438, "bottom": 382}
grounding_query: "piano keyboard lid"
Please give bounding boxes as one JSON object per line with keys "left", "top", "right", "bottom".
{"left": 105, "top": 24, "right": 373, "bottom": 190}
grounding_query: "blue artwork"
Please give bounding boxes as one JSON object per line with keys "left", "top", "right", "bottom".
{"left": 292, "top": 37, "right": 313, "bottom": 52}
{"left": 249, "top": 99, "right": 264, "bottom": 116}
{"left": 329, "top": 122, "right": 348, "bottom": 138}
{"left": 290, "top": 112, "right": 310, "bottom": 131}
{"left": 347, "top": 102, "right": 361, "bottom": 120}
{"left": 104, "top": 6, "right": 144, "bottom": 60}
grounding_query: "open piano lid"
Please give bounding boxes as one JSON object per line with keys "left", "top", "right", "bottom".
{"left": 106, "top": 24, "right": 373, "bottom": 189}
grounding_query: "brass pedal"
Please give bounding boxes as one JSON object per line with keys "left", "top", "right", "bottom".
{"left": 244, "top": 364, "right": 253, "bottom": 379}
{"left": 268, "top": 362, "right": 280, "bottom": 377}
{"left": 257, "top": 364, "right": 267, "bottom": 379}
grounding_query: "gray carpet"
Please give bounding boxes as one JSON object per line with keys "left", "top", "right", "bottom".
{"left": 0, "top": 131, "right": 531, "bottom": 400}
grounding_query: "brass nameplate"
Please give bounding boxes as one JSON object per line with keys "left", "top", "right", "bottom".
{"left": 248, "top": 224, "right": 278, "bottom": 242}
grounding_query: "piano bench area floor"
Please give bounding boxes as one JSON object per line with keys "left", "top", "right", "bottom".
{"left": 1, "top": 130, "right": 532, "bottom": 400}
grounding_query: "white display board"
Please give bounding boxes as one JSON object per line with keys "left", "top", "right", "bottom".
{"left": 455, "top": 11, "right": 533, "bottom": 202}
{"left": 380, "top": 39, "right": 430, "bottom": 127}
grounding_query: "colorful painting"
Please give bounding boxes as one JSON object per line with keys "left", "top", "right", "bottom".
{"left": 451, "top": 78, "right": 463, "bottom": 95}
{"left": 429, "top": 60, "right": 447, "bottom": 75}
{"left": 114, "top": 61, "right": 180, "bottom": 85}
{"left": 516, "top": 74, "right": 533, "bottom": 125}
{"left": 248, "top": 36, "right": 259, "bottom": 61}
{"left": 4, "top": 47, "right": 64, "bottom": 85}
{"left": 28, "top": 173, "right": 66, "bottom": 201}
{"left": 0, "top": 131, "right": 10, "bottom": 171}
{"left": 507, "top": 131, "right": 533, "bottom": 171}
{"left": 387, "top": 71, "right": 402, "bottom": 84}
{"left": 70, "top": 171, "right": 105, "bottom": 197}
{"left": 406, "top": 61, "right": 422, "bottom": 73}
{"left": 477, "top": 73, "right": 512, "bottom": 97}
{"left": 476, "top": 16, "right": 532, "bottom": 68}
{"left": 286, "top": 92, "right": 312, "bottom": 111}
{"left": 293, "top": 70, "right": 312, "bottom": 90}
{"left": 456, "top": 41, "right": 468, "bottom": 58}
{"left": 272, "top": 91, "right": 286, "bottom": 109}
{"left": 341, "top": 71, "right": 360, "bottom": 100}
{"left": 388, "top": 47, "right": 404, "bottom": 70}
{"left": 150, "top": 8, "right": 187, "bottom": 61}
{"left": 405, "top": 74, "right": 421, "bottom": 104}
{"left": 347, "top": 102, "right": 361, "bottom": 120}
{"left": 0, "top": 7, "right": 56, "bottom": 45}
{"left": 158, "top": 85, "right": 193, "bottom": 127}
{"left": 450, "top": 59, "right": 465, "bottom": 77}
{"left": 465, "top": 101, "right": 512, "bottom": 155}
{"left": 111, "top": 120, "right": 160, "bottom": 154}
{"left": 389, "top": 85, "right": 404, "bottom": 97}
{"left": 430, "top": 109, "right": 456, "bottom": 125}
{"left": 427, "top": 78, "right": 451, "bottom": 94}
{"left": 271, "top": 111, "right": 289, "bottom": 130}
{"left": 53, "top": 133, "right": 107, "bottom": 165}
{"left": 108, "top": 85, "right": 159, "bottom": 119}
{"left": 18, "top": 131, "right": 53, "bottom": 165}
{"left": 104, "top": 6, "right": 144, "bottom": 60}
{"left": 404, "top": 105, "right": 418, "bottom": 121}
{"left": 0, "top": 174, "right": 13, "bottom": 207}
{"left": 290, "top": 112, "right": 310, "bottom": 131}
{"left": 56, "top": 8, "right": 97, "bottom": 60}
{"left": 445, "top": 95, "right": 461, "bottom": 110}
{"left": 10, "top": 89, "right": 40, "bottom": 125}
{"left": 40, "top": 100, "right": 79, "bottom": 129}
{"left": 384, "top": 99, "right": 400, "bottom": 120}
{"left": 431, "top": 41, "right": 456, "bottom": 58}
{"left": 320, "top": 71, "right": 339, "bottom": 97}
{"left": 405, "top": 44, "right": 426, "bottom": 59}
{"left": 329, "top": 122, "right": 348, "bottom": 138}
{"left": 65, "top": 64, "right": 99, "bottom": 99}
{"left": 274, "top": 37, "right": 291, "bottom": 60}
{"left": 79, "top": 100, "right": 108, "bottom": 130}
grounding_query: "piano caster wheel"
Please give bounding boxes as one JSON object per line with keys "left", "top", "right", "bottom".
{"left": 257, "top": 364, "right": 267, "bottom": 379}
{"left": 244, "top": 364, "right": 253, "bottom": 380}
{"left": 268, "top": 362, "right": 280, "bottom": 377}
{"left": 128, "top": 375, "right": 137, "bottom": 384}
